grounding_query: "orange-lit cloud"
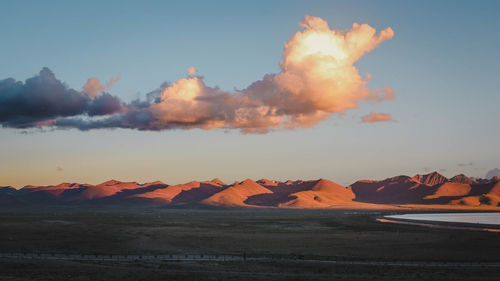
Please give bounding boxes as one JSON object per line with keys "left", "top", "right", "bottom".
{"left": 82, "top": 74, "right": 121, "bottom": 99}
{"left": 1, "top": 16, "right": 396, "bottom": 133}
{"left": 187, "top": 67, "right": 197, "bottom": 76}
{"left": 361, "top": 112, "right": 394, "bottom": 123}
{"left": 144, "top": 15, "right": 396, "bottom": 132}
{"left": 367, "top": 86, "right": 396, "bottom": 102}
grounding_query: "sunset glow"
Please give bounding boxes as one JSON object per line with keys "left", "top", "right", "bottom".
{"left": 0, "top": 3, "right": 499, "bottom": 280}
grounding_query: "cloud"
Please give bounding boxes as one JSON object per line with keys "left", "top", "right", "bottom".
{"left": 187, "top": 67, "right": 197, "bottom": 76}
{"left": 361, "top": 112, "right": 394, "bottom": 123}
{"left": 87, "top": 93, "right": 124, "bottom": 116}
{"left": 0, "top": 16, "right": 395, "bottom": 133}
{"left": 366, "top": 86, "right": 396, "bottom": 102}
{"left": 457, "top": 162, "right": 473, "bottom": 167}
{"left": 0, "top": 68, "right": 124, "bottom": 128}
{"left": 485, "top": 168, "right": 500, "bottom": 179}
{"left": 0, "top": 68, "right": 90, "bottom": 128}
{"left": 82, "top": 78, "right": 103, "bottom": 99}
{"left": 82, "top": 74, "right": 121, "bottom": 99}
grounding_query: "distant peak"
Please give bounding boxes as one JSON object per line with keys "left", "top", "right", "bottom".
{"left": 100, "top": 180, "right": 121, "bottom": 186}
{"left": 210, "top": 178, "right": 225, "bottom": 185}
{"left": 425, "top": 171, "right": 446, "bottom": 178}
{"left": 450, "top": 174, "right": 475, "bottom": 184}
{"left": 185, "top": 181, "right": 201, "bottom": 185}
{"left": 314, "top": 178, "right": 342, "bottom": 188}
{"left": 411, "top": 174, "right": 422, "bottom": 181}
{"left": 240, "top": 179, "right": 257, "bottom": 185}
{"left": 146, "top": 180, "right": 166, "bottom": 186}
{"left": 256, "top": 179, "right": 279, "bottom": 186}
{"left": 412, "top": 172, "right": 447, "bottom": 186}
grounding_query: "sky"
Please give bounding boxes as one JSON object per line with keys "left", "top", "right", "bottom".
{"left": 1, "top": 0, "right": 499, "bottom": 188}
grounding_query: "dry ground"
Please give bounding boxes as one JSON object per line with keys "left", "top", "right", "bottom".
{"left": 0, "top": 206, "right": 498, "bottom": 280}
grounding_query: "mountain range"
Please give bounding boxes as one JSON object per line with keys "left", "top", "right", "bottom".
{"left": 1, "top": 172, "right": 499, "bottom": 209}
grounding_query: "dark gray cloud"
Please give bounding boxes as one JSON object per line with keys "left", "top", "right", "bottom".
{"left": 0, "top": 68, "right": 125, "bottom": 128}
{"left": 54, "top": 109, "right": 155, "bottom": 131}
{"left": 0, "top": 68, "right": 89, "bottom": 127}
{"left": 87, "top": 93, "right": 123, "bottom": 116}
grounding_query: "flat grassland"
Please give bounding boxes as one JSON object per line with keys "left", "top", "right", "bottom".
{"left": 0, "top": 207, "right": 498, "bottom": 280}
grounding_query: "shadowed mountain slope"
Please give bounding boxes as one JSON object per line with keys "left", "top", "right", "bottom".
{"left": 245, "top": 180, "right": 319, "bottom": 207}
{"left": 350, "top": 175, "right": 432, "bottom": 204}
{"left": 133, "top": 181, "right": 223, "bottom": 204}
{"left": 202, "top": 179, "right": 272, "bottom": 207}
{"left": 411, "top": 172, "right": 448, "bottom": 186}
{"left": 450, "top": 174, "right": 476, "bottom": 184}
{"left": 278, "top": 179, "right": 355, "bottom": 208}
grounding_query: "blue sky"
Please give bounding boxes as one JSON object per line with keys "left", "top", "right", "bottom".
{"left": 1, "top": 0, "right": 499, "bottom": 187}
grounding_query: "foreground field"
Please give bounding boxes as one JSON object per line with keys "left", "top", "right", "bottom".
{"left": 1, "top": 258, "right": 499, "bottom": 281}
{"left": 0, "top": 207, "right": 498, "bottom": 280}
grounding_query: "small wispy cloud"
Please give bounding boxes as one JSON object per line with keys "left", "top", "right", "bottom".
{"left": 361, "top": 112, "right": 395, "bottom": 123}
{"left": 82, "top": 74, "right": 121, "bottom": 99}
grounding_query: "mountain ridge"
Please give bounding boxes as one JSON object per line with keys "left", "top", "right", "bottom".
{"left": 3, "top": 172, "right": 500, "bottom": 209}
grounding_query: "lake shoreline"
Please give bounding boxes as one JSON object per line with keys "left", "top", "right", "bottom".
{"left": 378, "top": 213, "right": 500, "bottom": 232}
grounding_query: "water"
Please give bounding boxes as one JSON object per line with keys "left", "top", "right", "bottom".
{"left": 386, "top": 213, "right": 500, "bottom": 226}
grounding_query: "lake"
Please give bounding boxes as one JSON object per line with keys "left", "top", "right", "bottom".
{"left": 385, "top": 213, "right": 500, "bottom": 226}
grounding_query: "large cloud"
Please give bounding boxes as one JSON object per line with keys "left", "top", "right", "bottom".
{"left": 0, "top": 16, "right": 395, "bottom": 133}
